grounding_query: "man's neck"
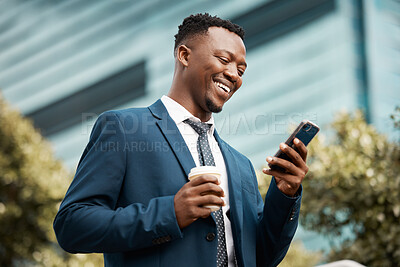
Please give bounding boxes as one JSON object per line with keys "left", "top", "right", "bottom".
{"left": 166, "top": 92, "right": 211, "bottom": 122}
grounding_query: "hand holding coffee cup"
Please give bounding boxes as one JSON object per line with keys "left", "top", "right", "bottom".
{"left": 188, "top": 166, "right": 224, "bottom": 212}
{"left": 173, "top": 166, "right": 225, "bottom": 229}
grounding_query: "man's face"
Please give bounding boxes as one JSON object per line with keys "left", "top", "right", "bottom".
{"left": 184, "top": 26, "right": 247, "bottom": 116}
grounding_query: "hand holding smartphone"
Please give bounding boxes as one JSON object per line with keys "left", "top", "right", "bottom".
{"left": 268, "top": 120, "right": 319, "bottom": 172}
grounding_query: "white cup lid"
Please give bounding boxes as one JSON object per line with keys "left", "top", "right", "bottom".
{"left": 188, "top": 166, "right": 222, "bottom": 178}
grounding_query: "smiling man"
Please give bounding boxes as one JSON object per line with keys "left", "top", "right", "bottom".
{"left": 54, "top": 13, "right": 308, "bottom": 267}
{"left": 169, "top": 23, "right": 246, "bottom": 119}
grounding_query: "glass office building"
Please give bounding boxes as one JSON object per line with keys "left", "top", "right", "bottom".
{"left": 1, "top": 0, "right": 399, "bottom": 251}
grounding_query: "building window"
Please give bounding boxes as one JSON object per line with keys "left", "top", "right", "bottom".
{"left": 27, "top": 61, "right": 146, "bottom": 136}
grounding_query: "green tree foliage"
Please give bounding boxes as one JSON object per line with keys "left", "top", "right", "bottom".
{"left": 301, "top": 110, "right": 400, "bottom": 266}
{"left": 390, "top": 106, "right": 400, "bottom": 129}
{"left": 278, "top": 241, "right": 322, "bottom": 267}
{"left": 0, "top": 95, "right": 103, "bottom": 266}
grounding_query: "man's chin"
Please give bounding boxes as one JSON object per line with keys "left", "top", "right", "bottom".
{"left": 206, "top": 98, "right": 223, "bottom": 113}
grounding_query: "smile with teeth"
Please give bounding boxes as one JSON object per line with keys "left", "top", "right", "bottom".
{"left": 214, "top": 81, "right": 231, "bottom": 94}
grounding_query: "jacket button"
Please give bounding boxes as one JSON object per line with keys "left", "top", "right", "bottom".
{"left": 164, "top": 235, "right": 171, "bottom": 242}
{"left": 206, "top": 232, "right": 216, "bottom": 241}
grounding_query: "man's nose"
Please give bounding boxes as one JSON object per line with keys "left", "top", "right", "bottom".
{"left": 224, "top": 64, "right": 239, "bottom": 83}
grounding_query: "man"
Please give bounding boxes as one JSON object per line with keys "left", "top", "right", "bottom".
{"left": 54, "top": 13, "right": 309, "bottom": 267}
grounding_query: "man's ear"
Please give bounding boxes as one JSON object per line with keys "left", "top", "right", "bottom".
{"left": 176, "top": 45, "right": 191, "bottom": 67}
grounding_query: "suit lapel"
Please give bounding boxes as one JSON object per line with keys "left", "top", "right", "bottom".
{"left": 214, "top": 131, "right": 243, "bottom": 234}
{"left": 148, "top": 100, "right": 195, "bottom": 177}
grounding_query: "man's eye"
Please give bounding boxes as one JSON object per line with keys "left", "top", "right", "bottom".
{"left": 218, "top": 57, "right": 229, "bottom": 63}
{"left": 238, "top": 70, "right": 244, "bottom": 77}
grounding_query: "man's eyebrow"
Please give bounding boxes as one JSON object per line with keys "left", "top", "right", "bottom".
{"left": 216, "top": 49, "right": 247, "bottom": 67}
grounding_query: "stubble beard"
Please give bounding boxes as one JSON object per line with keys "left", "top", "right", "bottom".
{"left": 205, "top": 97, "right": 223, "bottom": 113}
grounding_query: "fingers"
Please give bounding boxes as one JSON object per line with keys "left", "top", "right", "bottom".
{"left": 189, "top": 174, "right": 220, "bottom": 186}
{"left": 262, "top": 168, "right": 298, "bottom": 184}
{"left": 188, "top": 183, "right": 225, "bottom": 207}
{"left": 265, "top": 155, "right": 304, "bottom": 176}
{"left": 262, "top": 168, "right": 304, "bottom": 197}
{"left": 280, "top": 142, "right": 305, "bottom": 168}
{"left": 185, "top": 204, "right": 223, "bottom": 221}
{"left": 293, "top": 138, "right": 308, "bottom": 161}
{"left": 188, "top": 175, "right": 224, "bottom": 197}
{"left": 276, "top": 141, "right": 308, "bottom": 170}
{"left": 262, "top": 138, "right": 310, "bottom": 196}
{"left": 175, "top": 192, "right": 225, "bottom": 229}
{"left": 174, "top": 174, "right": 225, "bottom": 229}
{"left": 190, "top": 193, "right": 225, "bottom": 207}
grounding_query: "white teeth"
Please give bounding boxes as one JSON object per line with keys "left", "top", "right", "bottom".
{"left": 215, "top": 81, "right": 230, "bottom": 93}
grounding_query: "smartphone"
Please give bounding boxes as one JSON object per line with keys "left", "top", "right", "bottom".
{"left": 269, "top": 120, "right": 320, "bottom": 172}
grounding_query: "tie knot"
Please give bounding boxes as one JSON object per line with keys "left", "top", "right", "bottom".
{"left": 184, "top": 119, "right": 211, "bottom": 136}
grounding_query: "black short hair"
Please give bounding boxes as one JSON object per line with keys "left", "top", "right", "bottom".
{"left": 174, "top": 13, "right": 245, "bottom": 55}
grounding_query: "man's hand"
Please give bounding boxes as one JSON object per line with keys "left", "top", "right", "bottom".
{"left": 263, "top": 138, "right": 309, "bottom": 197}
{"left": 174, "top": 175, "right": 225, "bottom": 229}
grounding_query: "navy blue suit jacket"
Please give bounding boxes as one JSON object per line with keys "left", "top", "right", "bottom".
{"left": 53, "top": 100, "right": 301, "bottom": 267}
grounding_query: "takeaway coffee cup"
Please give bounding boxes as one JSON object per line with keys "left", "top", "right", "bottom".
{"left": 188, "top": 166, "right": 223, "bottom": 212}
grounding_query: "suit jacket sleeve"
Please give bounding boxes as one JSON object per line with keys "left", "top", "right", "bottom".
{"left": 251, "top": 161, "right": 302, "bottom": 267}
{"left": 53, "top": 111, "right": 183, "bottom": 253}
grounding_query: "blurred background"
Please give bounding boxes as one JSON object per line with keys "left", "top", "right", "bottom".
{"left": 0, "top": 0, "right": 399, "bottom": 266}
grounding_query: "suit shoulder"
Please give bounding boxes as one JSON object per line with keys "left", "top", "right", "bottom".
{"left": 95, "top": 106, "right": 159, "bottom": 137}
{"left": 100, "top": 107, "right": 150, "bottom": 119}
{"left": 97, "top": 107, "right": 154, "bottom": 127}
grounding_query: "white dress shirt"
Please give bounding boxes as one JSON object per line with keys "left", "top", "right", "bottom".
{"left": 161, "top": 95, "right": 235, "bottom": 267}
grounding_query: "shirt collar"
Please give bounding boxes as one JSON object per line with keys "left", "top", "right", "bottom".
{"left": 160, "top": 95, "right": 215, "bottom": 134}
